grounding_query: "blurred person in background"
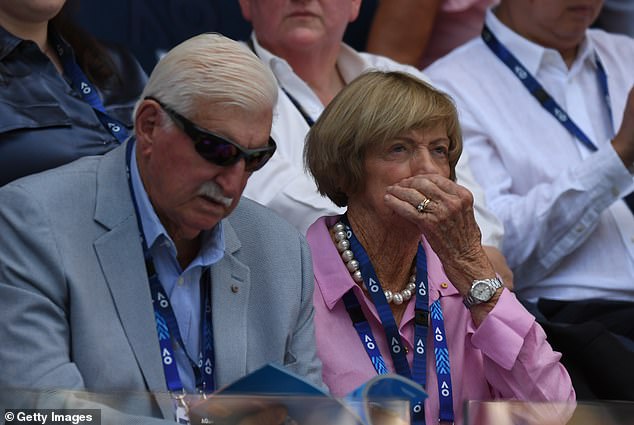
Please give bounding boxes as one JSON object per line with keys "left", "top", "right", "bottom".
{"left": 365, "top": 0, "right": 499, "bottom": 69}
{"left": 0, "top": 0, "right": 146, "bottom": 186}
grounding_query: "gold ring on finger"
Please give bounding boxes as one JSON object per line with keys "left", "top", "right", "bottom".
{"left": 416, "top": 197, "right": 431, "bottom": 214}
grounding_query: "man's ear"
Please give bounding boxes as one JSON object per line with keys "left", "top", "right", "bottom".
{"left": 134, "top": 99, "right": 161, "bottom": 156}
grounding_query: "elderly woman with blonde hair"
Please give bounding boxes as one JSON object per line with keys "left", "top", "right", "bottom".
{"left": 304, "top": 71, "right": 574, "bottom": 425}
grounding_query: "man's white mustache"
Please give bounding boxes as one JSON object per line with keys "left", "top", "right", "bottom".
{"left": 197, "top": 181, "right": 233, "bottom": 207}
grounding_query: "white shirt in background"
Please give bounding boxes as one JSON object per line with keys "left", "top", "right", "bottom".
{"left": 425, "top": 9, "right": 634, "bottom": 302}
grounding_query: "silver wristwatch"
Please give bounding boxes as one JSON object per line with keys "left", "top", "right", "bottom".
{"left": 463, "top": 277, "right": 503, "bottom": 309}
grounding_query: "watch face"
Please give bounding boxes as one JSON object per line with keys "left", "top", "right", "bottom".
{"left": 472, "top": 281, "right": 495, "bottom": 302}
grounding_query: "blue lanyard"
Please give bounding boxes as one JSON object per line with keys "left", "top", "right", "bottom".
{"left": 430, "top": 300, "right": 453, "bottom": 422}
{"left": 481, "top": 24, "right": 634, "bottom": 212}
{"left": 281, "top": 88, "right": 315, "bottom": 127}
{"left": 125, "top": 140, "right": 215, "bottom": 394}
{"left": 340, "top": 217, "right": 454, "bottom": 424}
{"left": 245, "top": 38, "right": 315, "bottom": 127}
{"left": 148, "top": 264, "right": 215, "bottom": 393}
{"left": 50, "top": 31, "right": 129, "bottom": 143}
{"left": 481, "top": 25, "right": 613, "bottom": 150}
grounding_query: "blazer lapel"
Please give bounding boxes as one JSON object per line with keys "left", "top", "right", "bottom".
{"left": 92, "top": 143, "right": 173, "bottom": 418}
{"left": 210, "top": 219, "right": 251, "bottom": 387}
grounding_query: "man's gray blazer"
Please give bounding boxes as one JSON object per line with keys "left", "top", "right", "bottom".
{"left": 0, "top": 142, "right": 323, "bottom": 418}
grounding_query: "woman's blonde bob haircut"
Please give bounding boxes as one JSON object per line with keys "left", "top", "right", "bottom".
{"left": 304, "top": 71, "right": 462, "bottom": 207}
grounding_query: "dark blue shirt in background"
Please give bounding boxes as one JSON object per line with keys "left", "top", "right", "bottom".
{"left": 0, "top": 26, "right": 146, "bottom": 186}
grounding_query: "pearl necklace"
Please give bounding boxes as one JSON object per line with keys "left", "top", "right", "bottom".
{"left": 332, "top": 222, "right": 417, "bottom": 305}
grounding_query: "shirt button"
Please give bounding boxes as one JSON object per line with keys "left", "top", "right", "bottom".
{"left": 612, "top": 187, "right": 620, "bottom": 197}
{"left": 231, "top": 284, "right": 239, "bottom": 293}
{"left": 177, "top": 277, "right": 184, "bottom": 286}
{"left": 404, "top": 346, "right": 409, "bottom": 354}
{"left": 440, "top": 282, "right": 449, "bottom": 289}
{"left": 576, "top": 225, "right": 584, "bottom": 233}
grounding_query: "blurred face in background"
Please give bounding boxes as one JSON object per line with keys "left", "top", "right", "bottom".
{"left": 500, "top": 0, "right": 603, "bottom": 53}
{"left": 239, "top": 0, "right": 361, "bottom": 54}
{"left": 0, "top": 0, "right": 65, "bottom": 26}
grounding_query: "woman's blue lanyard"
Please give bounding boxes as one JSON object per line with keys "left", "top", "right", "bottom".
{"left": 125, "top": 140, "right": 215, "bottom": 395}
{"left": 50, "top": 32, "right": 129, "bottom": 143}
{"left": 340, "top": 216, "right": 454, "bottom": 424}
{"left": 481, "top": 24, "right": 634, "bottom": 212}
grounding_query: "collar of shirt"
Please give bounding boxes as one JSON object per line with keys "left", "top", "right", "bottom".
{"left": 129, "top": 141, "right": 225, "bottom": 277}
{"left": 0, "top": 26, "right": 21, "bottom": 60}
{"left": 249, "top": 33, "right": 368, "bottom": 114}
{"left": 313, "top": 216, "right": 459, "bottom": 314}
{"left": 485, "top": 7, "right": 597, "bottom": 77}
{"left": 249, "top": 32, "right": 368, "bottom": 85}
{"left": 0, "top": 25, "right": 74, "bottom": 62}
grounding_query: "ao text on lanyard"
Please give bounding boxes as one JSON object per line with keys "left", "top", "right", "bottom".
{"left": 340, "top": 216, "right": 454, "bottom": 425}
{"left": 51, "top": 32, "right": 129, "bottom": 143}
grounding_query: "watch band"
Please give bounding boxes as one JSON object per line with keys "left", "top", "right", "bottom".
{"left": 463, "top": 277, "right": 503, "bottom": 309}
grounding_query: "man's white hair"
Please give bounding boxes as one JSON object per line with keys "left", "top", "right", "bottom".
{"left": 135, "top": 33, "right": 278, "bottom": 118}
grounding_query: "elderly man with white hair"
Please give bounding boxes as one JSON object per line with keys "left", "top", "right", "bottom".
{"left": 0, "top": 33, "right": 322, "bottom": 423}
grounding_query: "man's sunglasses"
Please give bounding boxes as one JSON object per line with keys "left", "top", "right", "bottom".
{"left": 146, "top": 97, "right": 276, "bottom": 172}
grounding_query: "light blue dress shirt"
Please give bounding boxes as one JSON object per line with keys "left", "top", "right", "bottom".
{"left": 130, "top": 146, "right": 225, "bottom": 391}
